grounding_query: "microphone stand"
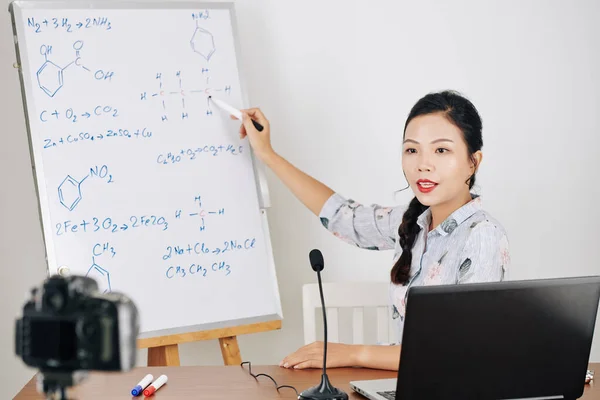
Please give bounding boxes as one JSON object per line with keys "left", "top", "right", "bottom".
{"left": 298, "top": 270, "right": 349, "bottom": 400}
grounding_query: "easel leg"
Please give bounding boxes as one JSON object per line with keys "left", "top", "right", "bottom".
{"left": 148, "top": 344, "right": 181, "bottom": 366}
{"left": 219, "top": 336, "right": 242, "bottom": 365}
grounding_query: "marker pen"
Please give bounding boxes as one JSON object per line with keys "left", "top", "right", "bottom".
{"left": 208, "top": 96, "right": 264, "bottom": 132}
{"left": 131, "top": 374, "right": 153, "bottom": 396}
{"left": 143, "top": 374, "right": 168, "bottom": 396}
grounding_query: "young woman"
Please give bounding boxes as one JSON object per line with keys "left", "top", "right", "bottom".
{"left": 235, "top": 90, "right": 510, "bottom": 371}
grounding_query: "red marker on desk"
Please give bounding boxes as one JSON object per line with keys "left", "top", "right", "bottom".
{"left": 143, "top": 374, "right": 168, "bottom": 396}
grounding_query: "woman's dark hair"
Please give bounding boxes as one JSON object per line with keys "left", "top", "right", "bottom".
{"left": 390, "top": 90, "right": 483, "bottom": 285}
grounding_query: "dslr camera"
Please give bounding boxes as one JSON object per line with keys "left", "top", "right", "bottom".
{"left": 15, "top": 274, "right": 139, "bottom": 398}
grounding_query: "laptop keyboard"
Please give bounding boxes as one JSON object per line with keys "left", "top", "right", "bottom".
{"left": 377, "top": 391, "right": 396, "bottom": 400}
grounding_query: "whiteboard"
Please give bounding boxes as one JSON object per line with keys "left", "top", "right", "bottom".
{"left": 9, "top": 1, "right": 282, "bottom": 338}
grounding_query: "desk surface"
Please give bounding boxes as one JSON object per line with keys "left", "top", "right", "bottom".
{"left": 14, "top": 364, "right": 599, "bottom": 399}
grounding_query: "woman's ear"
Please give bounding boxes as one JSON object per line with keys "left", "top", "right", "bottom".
{"left": 472, "top": 151, "right": 483, "bottom": 173}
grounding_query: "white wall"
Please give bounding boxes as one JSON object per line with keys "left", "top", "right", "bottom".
{"left": 2, "top": 0, "right": 599, "bottom": 397}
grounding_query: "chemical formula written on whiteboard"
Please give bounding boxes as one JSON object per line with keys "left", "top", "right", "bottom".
{"left": 56, "top": 215, "right": 169, "bottom": 236}
{"left": 162, "top": 237, "right": 257, "bottom": 260}
{"left": 42, "top": 127, "right": 153, "bottom": 150}
{"left": 86, "top": 242, "right": 117, "bottom": 294}
{"left": 174, "top": 195, "right": 226, "bottom": 232}
{"left": 166, "top": 260, "right": 233, "bottom": 278}
{"left": 16, "top": 7, "right": 276, "bottom": 300}
{"left": 156, "top": 144, "right": 243, "bottom": 165}
{"left": 40, "top": 105, "right": 120, "bottom": 123}
{"left": 35, "top": 42, "right": 114, "bottom": 98}
{"left": 27, "top": 16, "right": 112, "bottom": 33}
{"left": 140, "top": 70, "right": 233, "bottom": 122}
{"left": 54, "top": 196, "right": 229, "bottom": 236}
{"left": 57, "top": 164, "right": 114, "bottom": 212}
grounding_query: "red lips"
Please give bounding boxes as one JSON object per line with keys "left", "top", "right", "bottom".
{"left": 416, "top": 179, "right": 438, "bottom": 194}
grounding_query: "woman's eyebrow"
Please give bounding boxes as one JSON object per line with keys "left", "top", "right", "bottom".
{"left": 403, "top": 138, "right": 454, "bottom": 144}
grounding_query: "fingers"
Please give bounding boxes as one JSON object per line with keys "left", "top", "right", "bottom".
{"left": 228, "top": 107, "right": 267, "bottom": 123}
{"left": 241, "top": 107, "right": 269, "bottom": 126}
{"left": 280, "top": 355, "right": 320, "bottom": 369}
{"left": 280, "top": 347, "right": 308, "bottom": 368}
{"left": 240, "top": 112, "right": 255, "bottom": 134}
{"left": 241, "top": 112, "right": 263, "bottom": 136}
{"left": 279, "top": 349, "right": 304, "bottom": 368}
{"left": 292, "top": 360, "right": 320, "bottom": 370}
{"left": 279, "top": 342, "right": 324, "bottom": 369}
{"left": 229, "top": 107, "right": 269, "bottom": 140}
{"left": 231, "top": 113, "right": 246, "bottom": 139}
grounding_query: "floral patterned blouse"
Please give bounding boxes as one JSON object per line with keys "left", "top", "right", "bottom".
{"left": 318, "top": 193, "right": 510, "bottom": 343}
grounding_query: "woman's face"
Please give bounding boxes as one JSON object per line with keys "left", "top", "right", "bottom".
{"left": 402, "top": 113, "right": 480, "bottom": 207}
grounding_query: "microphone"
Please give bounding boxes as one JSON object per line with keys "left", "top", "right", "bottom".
{"left": 298, "top": 249, "right": 349, "bottom": 400}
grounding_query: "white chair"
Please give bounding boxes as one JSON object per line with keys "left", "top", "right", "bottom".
{"left": 302, "top": 282, "right": 395, "bottom": 345}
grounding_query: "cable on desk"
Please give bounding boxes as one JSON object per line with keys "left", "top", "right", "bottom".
{"left": 241, "top": 361, "right": 299, "bottom": 396}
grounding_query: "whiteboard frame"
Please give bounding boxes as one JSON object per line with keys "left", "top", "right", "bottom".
{"left": 9, "top": 0, "right": 282, "bottom": 339}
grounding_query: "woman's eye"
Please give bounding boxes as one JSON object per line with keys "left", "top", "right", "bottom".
{"left": 405, "top": 148, "right": 416, "bottom": 154}
{"left": 436, "top": 148, "right": 449, "bottom": 154}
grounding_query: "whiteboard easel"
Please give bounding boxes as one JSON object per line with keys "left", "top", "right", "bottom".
{"left": 8, "top": 0, "right": 282, "bottom": 366}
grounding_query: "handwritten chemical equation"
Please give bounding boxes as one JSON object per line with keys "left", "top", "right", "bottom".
{"left": 162, "top": 237, "right": 257, "bottom": 260}
{"left": 156, "top": 144, "right": 243, "bottom": 165}
{"left": 56, "top": 215, "right": 169, "bottom": 236}
{"left": 43, "top": 128, "right": 152, "bottom": 150}
{"left": 55, "top": 194, "right": 228, "bottom": 236}
{"left": 27, "top": 17, "right": 112, "bottom": 33}
{"left": 166, "top": 261, "right": 233, "bottom": 279}
{"left": 40, "top": 105, "right": 119, "bottom": 123}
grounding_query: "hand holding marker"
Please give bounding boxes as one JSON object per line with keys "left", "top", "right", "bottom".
{"left": 208, "top": 96, "right": 264, "bottom": 132}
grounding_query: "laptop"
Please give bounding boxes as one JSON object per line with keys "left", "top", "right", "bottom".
{"left": 350, "top": 276, "right": 600, "bottom": 400}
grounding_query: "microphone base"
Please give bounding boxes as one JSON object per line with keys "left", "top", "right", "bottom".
{"left": 298, "top": 373, "right": 349, "bottom": 400}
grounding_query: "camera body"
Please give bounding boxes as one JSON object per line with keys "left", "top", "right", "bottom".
{"left": 15, "top": 274, "right": 139, "bottom": 373}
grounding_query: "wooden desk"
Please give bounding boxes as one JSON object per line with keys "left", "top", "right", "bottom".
{"left": 14, "top": 364, "right": 599, "bottom": 399}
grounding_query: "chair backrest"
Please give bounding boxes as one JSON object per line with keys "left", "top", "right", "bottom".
{"left": 302, "top": 282, "right": 395, "bottom": 345}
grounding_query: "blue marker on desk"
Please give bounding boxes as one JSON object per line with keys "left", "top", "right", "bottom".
{"left": 131, "top": 374, "right": 153, "bottom": 396}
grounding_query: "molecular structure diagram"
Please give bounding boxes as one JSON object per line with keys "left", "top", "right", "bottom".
{"left": 36, "top": 41, "right": 114, "bottom": 98}
{"left": 191, "top": 24, "right": 216, "bottom": 61}
{"left": 86, "top": 257, "right": 111, "bottom": 294}
{"left": 85, "top": 242, "right": 115, "bottom": 294}
{"left": 141, "top": 70, "right": 231, "bottom": 121}
{"left": 58, "top": 165, "right": 113, "bottom": 211}
{"left": 140, "top": 12, "right": 232, "bottom": 121}
{"left": 190, "top": 10, "right": 216, "bottom": 61}
{"left": 175, "top": 195, "right": 225, "bottom": 232}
